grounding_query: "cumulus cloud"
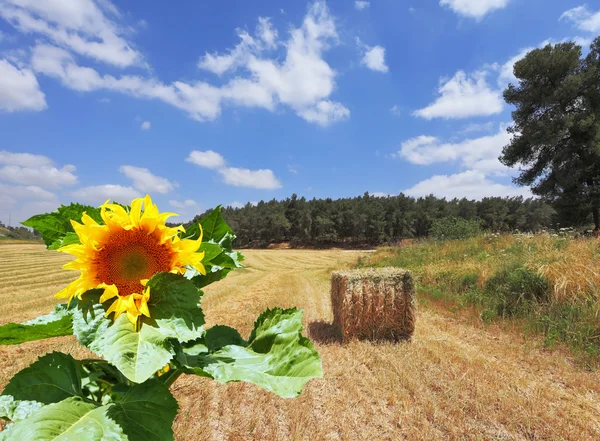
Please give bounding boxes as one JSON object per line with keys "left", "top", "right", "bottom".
{"left": 440, "top": 0, "right": 510, "bottom": 20}
{"left": 560, "top": 5, "right": 600, "bottom": 33}
{"left": 186, "top": 150, "right": 226, "bottom": 169}
{"left": 403, "top": 170, "right": 530, "bottom": 200}
{"left": 218, "top": 167, "right": 282, "bottom": 190}
{"left": 71, "top": 184, "right": 142, "bottom": 204}
{"left": 0, "top": 59, "right": 46, "bottom": 112}
{"left": 396, "top": 124, "right": 512, "bottom": 175}
{"left": 297, "top": 100, "right": 350, "bottom": 127}
{"left": 28, "top": 2, "right": 349, "bottom": 126}
{"left": 0, "top": 151, "right": 77, "bottom": 188}
{"left": 357, "top": 39, "right": 389, "bottom": 73}
{"left": 355, "top": 1, "right": 370, "bottom": 10}
{"left": 140, "top": 120, "right": 151, "bottom": 130}
{"left": 0, "top": 0, "right": 143, "bottom": 67}
{"left": 169, "top": 199, "right": 197, "bottom": 209}
{"left": 414, "top": 70, "right": 503, "bottom": 119}
{"left": 119, "top": 165, "right": 176, "bottom": 194}
{"left": 187, "top": 150, "right": 282, "bottom": 189}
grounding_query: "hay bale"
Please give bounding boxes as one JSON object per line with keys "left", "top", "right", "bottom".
{"left": 331, "top": 268, "right": 416, "bottom": 342}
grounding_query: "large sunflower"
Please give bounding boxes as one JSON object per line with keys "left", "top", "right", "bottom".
{"left": 57, "top": 195, "right": 205, "bottom": 325}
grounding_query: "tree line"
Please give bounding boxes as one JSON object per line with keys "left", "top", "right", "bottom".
{"left": 187, "top": 194, "right": 560, "bottom": 248}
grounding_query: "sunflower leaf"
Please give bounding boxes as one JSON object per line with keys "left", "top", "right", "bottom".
{"left": 0, "top": 305, "right": 73, "bottom": 345}
{"left": 0, "top": 397, "right": 126, "bottom": 441}
{"left": 1, "top": 352, "right": 84, "bottom": 404}
{"left": 194, "top": 205, "right": 233, "bottom": 243}
{"left": 22, "top": 203, "right": 102, "bottom": 249}
{"left": 179, "top": 308, "right": 323, "bottom": 398}
{"left": 145, "top": 272, "right": 205, "bottom": 342}
{"left": 107, "top": 379, "right": 178, "bottom": 441}
{"left": 86, "top": 314, "right": 174, "bottom": 384}
{"left": 0, "top": 395, "right": 45, "bottom": 422}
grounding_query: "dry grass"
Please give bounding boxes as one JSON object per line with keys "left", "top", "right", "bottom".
{"left": 1, "top": 244, "right": 600, "bottom": 440}
{"left": 368, "top": 234, "right": 600, "bottom": 304}
{"left": 331, "top": 268, "right": 416, "bottom": 341}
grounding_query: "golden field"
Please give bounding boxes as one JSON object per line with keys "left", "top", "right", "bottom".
{"left": 1, "top": 243, "right": 599, "bottom": 440}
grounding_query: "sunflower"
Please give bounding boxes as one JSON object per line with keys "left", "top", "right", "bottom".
{"left": 57, "top": 195, "right": 206, "bottom": 326}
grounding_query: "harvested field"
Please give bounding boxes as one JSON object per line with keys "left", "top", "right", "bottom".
{"left": 1, "top": 243, "right": 599, "bottom": 440}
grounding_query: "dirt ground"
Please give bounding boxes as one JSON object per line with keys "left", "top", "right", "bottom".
{"left": 1, "top": 244, "right": 599, "bottom": 440}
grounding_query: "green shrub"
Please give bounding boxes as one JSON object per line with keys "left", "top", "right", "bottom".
{"left": 430, "top": 216, "right": 482, "bottom": 240}
{"left": 484, "top": 265, "right": 550, "bottom": 317}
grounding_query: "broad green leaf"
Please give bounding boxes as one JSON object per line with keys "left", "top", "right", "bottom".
{"left": 71, "top": 290, "right": 110, "bottom": 347}
{"left": 204, "top": 325, "right": 246, "bottom": 352}
{"left": 86, "top": 314, "right": 173, "bottom": 384}
{"left": 22, "top": 203, "right": 102, "bottom": 249}
{"left": 0, "top": 305, "right": 72, "bottom": 345}
{"left": 108, "top": 380, "right": 178, "bottom": 441}
{"left": 181, "top": 308, "right": 323, "bottom": 398}
{"left": 0, "top": 395, "right": 44, "bottom": 422}
{"left": 1, "top": 352, "right": 83, "bottom": 404}
{"left": 73, "top": 275, "right": 205, "bottom": 383}
{"left": 0, "top": 397, "right": 126, "bottom": 441}
{"left": 199, "top": 242, "right": 224, "bottom": 263}
{"left": 191, "top": 206, "right": 233, "bottom": 243}
{"left": 145, "top": 272, "right": 205, "bottom": 342}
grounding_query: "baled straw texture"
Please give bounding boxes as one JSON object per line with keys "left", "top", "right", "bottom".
{"left": 331, "top": 268, "right": 416, "bottom": 342}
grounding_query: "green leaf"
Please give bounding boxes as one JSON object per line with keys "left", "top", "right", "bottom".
{"left": 86, "top": 314, "right": 173, "bottom": 384}
{"left": 181, "top": 308, "right": 323, "bottom": 398}
{"left": 73, "top": 275, "right": 206, "bottom": 383}
{"left": 0, "top": 395, "right": 44, "bottom": 422}
{"left": 71, "top": 290, "right": 110, "bottom": 347}
{"left": 193, "top": 205, "right": 233, "bottom": 243}
{"left": 22, "top": 203, "right": 102, "bottom": 249}
{"left": 0, "top": 305, "right": 73, "bottom": 345}
{"left": 107, "top": 380, "right": 178, "bottom": 441}
{"left": 0, "top": 397, "right": 126, "bottom": 441}
{"left": 1, "top": 352, "right": 83, "bottom": 404}
{"left": 199, "top": 242, "right": 224, "bottom": 263}
{"left": 204, "top": 325, "right": 246, "bottom": 352}
{"left": 145, "top": 272, "right": 205, "bottom": 342}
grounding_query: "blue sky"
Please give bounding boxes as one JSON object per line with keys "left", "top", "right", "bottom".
{"left": 0, "top": 0, "right": 598, "bottom": 225}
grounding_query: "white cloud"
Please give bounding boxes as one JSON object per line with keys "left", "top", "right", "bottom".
{"left": 560, "top": 5, "right": 600, "bottom": 33}
{"left": 0, "top": 151, "right": 54, "bottom": 167}
{"left": 187, "top": 150, "right": 282, "bottom": 189}
{"left": 29, "top": 2, "right": 347, "bottom": 126}
{"left": 440, "top": 0, "right": 510, "bottom": 20}
{"left": 460, "top": 121, "right": 495, "bottom": 134}
{"left": 0, "top": 151, "right": 77, "bottom": 188}
{"left": 257, "top": 17, "right": 278, "bottom": 49}
{"left": 397, "top": 124, "right": 512, "bottom": 175}
{"left": 169, "top": 199, "right": 197, "bottom": 209}
{"left": 0, "top": 59, "right": 46, "bottom": 112}
{"left": 390, "top": 104, "right": 400, "bottom": 115}
{"left": 0, "top": 0, "right": 143, "bottom": 67}
{"left": 218, "top": 167, "right": 282, "bottom": 190}
{"left": 404, "top": 170, "right": 530, "bottom": 200}
{"left": 498, "top": 47, "right": 532, "bottom": 87}
{"left": 355, "top": 1, "right": 370, "bottom": 10}
{"left": 72, "top": 184, "right": 142, "bottom": 204}
{"left": 297, "top": 100, "right": 350, "bottom": 126}
{"left": 0, "top": 183, "right": 56, "bottom": 201}
{"left": 186, "top": 150, "right": 226, "bottom": 169}
{"left": 0, "top": 199, "right": 60, "bottom": 227}
{"left": 140, "top": 120, "right": 151, "bottom": 130}
{"left": 361, "top": 45, "right": 388, "bottom": 73}
{"left": 119, "top": 165, "right": 176, "bottom": 194}
{"left": 414, "top": 70, "right": 503, "bottom": 119}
